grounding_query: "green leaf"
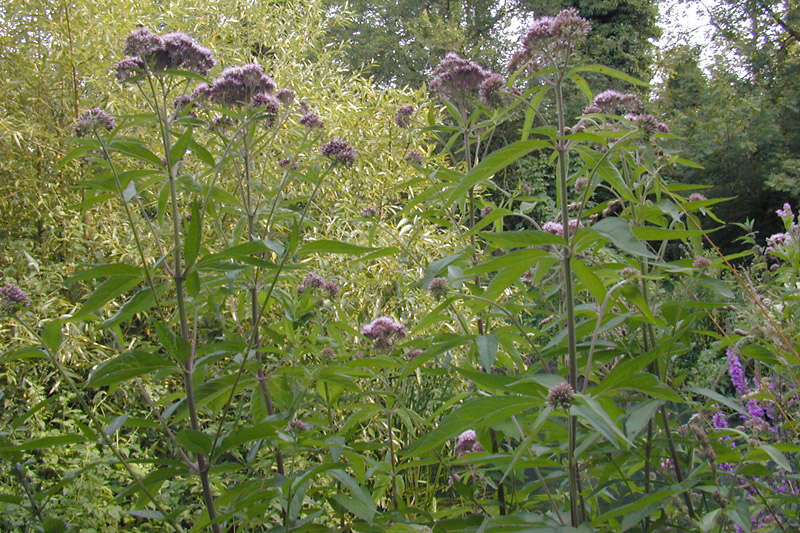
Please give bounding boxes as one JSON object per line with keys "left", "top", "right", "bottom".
{"left": 88, "top": 351, "right": 175, "bottom": 388}
{"left": 41, "top": 319, "right": 64, "bottom": 353}
{"left": 0, "top": 435, "right": 85, "bottom": 452}
{"left": 445, "top": 140, "right": 550, "bottom": 204}
{"left": 476, "top": 334, "right": 498, "bottom": 372}
{"left": 104, "top": 415, "right": 129, "bottom": 436}
{"left": 405, "top": 396, "right": 532, "bottom": 457}
{"left": 1, "top": 347, "right": 47, "bottom": 362}
{"left": 483, "top": 230, "right": 564, "bottom": 249}
{"left": 568, "top": 64, "right": 649, "bottom": 87}
{"left": 66, "top": 264, "right": 142, "bottom": 283}
{"left": 101, "top": 286, "right": 160, "bottom": 328}
{"left": 572, "top": 395, "right": 631, "bottom": 448}
{"left": 329, "top": 470, "right": 376, "bottom": 523}
{"left": 184, "top": 201, "right": 202, "bottom": 269}
{"left": 74, "top": 276, "right": 143, "bottom": 319}
{"left": 625, "top": 400, "right": 663, "bottom": 439}
{"left": 127, "top": 509, "right": 164, "bottom": 520}
{"left": 591, "top": 217, "right": 655, "bottom": 258}
{"left": 188, "top": 138, "right": 215, "bottom": 167}
{"left": 632, "top": 225, "right": 713, "bottom": 240}
{"left": 690, "top": 387, "right": 746, "bottom": 415}
{"left": 169, "top": 128, "right": 192, "bottom": 163}
{"left": 109, "top": 139, "right": 163, "bottom": 167}
{"left": 175, "top": 429, "right": 213, "bottom": 455}
{"left": 297, "top": 239, "right": 379, "bottom": 256}
{"left": 758, "top": 444, "right": 792, "bottom": 472}
{"left": 572, "top": 259, "right": 605, "bottom": 302}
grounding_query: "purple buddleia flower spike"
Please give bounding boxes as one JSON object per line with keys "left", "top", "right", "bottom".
{"left": 727, "top": 348, "right": 748, "bottom": 395}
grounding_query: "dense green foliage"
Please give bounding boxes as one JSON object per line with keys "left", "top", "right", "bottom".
{"left": 2, "top": 1, "right": 800, "bottom": 533}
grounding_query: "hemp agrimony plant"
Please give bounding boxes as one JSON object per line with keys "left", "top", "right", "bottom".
{"left": 46, "top": 27, "right": 362, "bottom": 531}
{"left": 404, "top": 8, "right": 745, "bottom": 530}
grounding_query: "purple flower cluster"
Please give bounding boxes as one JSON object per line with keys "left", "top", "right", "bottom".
{"left": 394, "top": 104, "right": 415, "bottom": 127}
{"left": 204, "top": 64, "right": 275, "bottom": 107}
{"left": 275, "top": 88, "right": 295, "bottom": 106}
{"left": 776, "top": 202, "right": 792, "bottom": 219}
{"left": 478, "top": 72, "right": 506, "bottom": 106}
{"left": 288, "top": 419, "right": 311, "bottom": 432}
{"left": 321, "top": 139, "right": 357, "bottom": 166}
{"left": 404, "top": 149, "right": 424, "bottom": 165}
{"left": 624, "top": 113, "right": 670, "bottom": 134}
{"left": 299, "top": 112, "right": 324, "bottom": 129}
{"left": 0, "top": 284, "right": 29, "bottom": 309}
{"left": 693, "top": 256, "right": 712, "bottom": 270}
{"left": 454, "top": 429, "right": 484, "bottom": 456}
{"left": 542, "top": 219, "right": 581, "bottom": 237}
{"left": 427, "top": 277, "right": 449, "bottom": 300}
{"left": 508, "top": 8, "right": 591, "bottom": 73}
{"left": 361, "top": 316, "right": 406, "bottom": 349}
{"left": 583, "top": 90, "right": 642, "bottom": 115}
{"left": 688, "top": 192, "right": 707, "bottom": 202}
{"left": 361, "top": 206, "right": 377, "bottom": 217}
{"left": 429, "top": 52, "right": 505, "bottom": 107}
{"left": 73, "top": 108, "right": 116, "bottom": 137}
{"left": 297, "top": 272, "right": 339, "bottom": 298}
{"left": 546, "top": 382, "right": 575, "bottom": 409}
{"left": 116, "top": 27, "right": 215, "bottom": 80}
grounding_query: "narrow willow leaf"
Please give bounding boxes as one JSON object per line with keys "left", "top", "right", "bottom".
{"left": 109, "top": 139, "right": 163, "bottom": 167}
{"left": 66, "top": 264, "right": 142, "bottom": 283}
{"left": 0, "top": 435, "right": 85, "bottom": 452}
{"left": 297, "top": 239, "right": 379, "bottom": 256}
{"left": 329, "top": 470, "right": 376, "bottom": 523}
{"left": 568, "top": 64, "right": 649, "bottom": 87}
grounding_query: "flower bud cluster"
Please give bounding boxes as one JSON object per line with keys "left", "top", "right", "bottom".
{"left": 361, "top": 316, "right": 406, "bottom": 349}
{"left": 73, "top": 108, "right": 116, "bottom": 137}
{"left": 321, "top": 139, "right": 357, "bottom": 166}
{"left": 430, "top": 53, "right": 506, "bottom": 107}
{"left": 298, "top": 272, "right": 339, "bottom": 298}
{"left": 508, "top": 8, "right": 591, "bottom": 74}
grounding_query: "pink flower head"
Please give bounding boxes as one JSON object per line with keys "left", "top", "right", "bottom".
{"left": 508, "top": 8, "right": 591, "bottom": 73}
{"left": 361, "top": 316, "right": 406, "bottom": 349}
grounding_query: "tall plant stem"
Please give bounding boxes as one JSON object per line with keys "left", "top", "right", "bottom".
{"left": 554, "top": 76, "right": 580, "bottom": 527}
{"left": 241, "top": 127, "right": 286, "bottom": 477}
{"left": 148, "top": 74, "right": 221, "bottom": 532}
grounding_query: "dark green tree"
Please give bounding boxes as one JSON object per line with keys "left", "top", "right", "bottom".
{"left": 324, "top": 0, "right": 661, "bottom": 88}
